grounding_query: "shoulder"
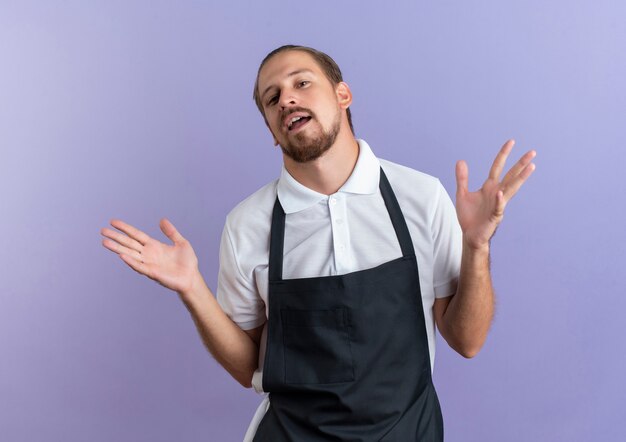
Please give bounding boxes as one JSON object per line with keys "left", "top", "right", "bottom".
{"left": 377, "top": 157, "right": 459, "bottom": 251}
{"left": 378, "top": 158, "right": 444, "bottom": 210}
{"left": 223, "top": 178, "right": 278, "bottom": 245}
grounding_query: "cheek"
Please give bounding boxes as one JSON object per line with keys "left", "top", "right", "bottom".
{"left": 318, "top": 99, "right": 341, "bottom": 124}
{"left": 267, "top": 112, "right": 281, "bottom": 132}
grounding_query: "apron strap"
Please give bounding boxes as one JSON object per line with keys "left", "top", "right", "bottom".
{"left": 379, "top": 167, "right": 417, "bottom": 258}
{"left": 269, "top": 166, "right": 416, "bottom": 283}
{"left": 269, "top": 196, "right": 286, "bottom": 282}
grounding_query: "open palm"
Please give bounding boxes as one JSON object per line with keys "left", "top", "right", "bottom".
{"left": 101, "top": 218, "right": 199, "bottom": 294}
{"left": 455, "top": 139, "right": 536, "bottom": 250}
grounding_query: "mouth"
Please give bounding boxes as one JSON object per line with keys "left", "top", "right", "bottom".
{"left": 288, "top": 116, "right": 312, "bottom": 133}
{"left": 284, "top": 112, "right": 313, "bottom": 133}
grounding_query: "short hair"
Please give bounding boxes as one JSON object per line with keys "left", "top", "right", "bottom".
{"left": 252, "top": 45, "right": 354, "bottom": 134}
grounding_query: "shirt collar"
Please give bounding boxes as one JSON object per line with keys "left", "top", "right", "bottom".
{"left": 277, "top": 138, "right": 381, "bottom": 214}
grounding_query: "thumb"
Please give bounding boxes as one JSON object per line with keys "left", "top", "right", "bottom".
{"left": 160, "top": 218, "right": 186, "bottom": 244}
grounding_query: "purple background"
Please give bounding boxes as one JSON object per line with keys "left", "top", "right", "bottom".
{"left": 1, "top": 1, "right": 624, "bottom": 441}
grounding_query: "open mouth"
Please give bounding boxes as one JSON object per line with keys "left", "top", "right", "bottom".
{"left": 287, "top": 116, "right": 312, "bottom": 132}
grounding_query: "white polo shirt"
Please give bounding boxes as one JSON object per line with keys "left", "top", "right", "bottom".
{"left": 216, "top": 138, "right": 462, "bottom": 440}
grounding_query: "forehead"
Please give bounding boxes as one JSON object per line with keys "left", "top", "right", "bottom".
{"left": 258, "top": 50, "right": 325, "bottom": 92}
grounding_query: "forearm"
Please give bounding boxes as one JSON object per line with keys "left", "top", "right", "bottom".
{"left": 177, "top": 273, "right": 259, "bottom": 388}
{"left": 442, "top": 238, "right": 494, "bottom": 358}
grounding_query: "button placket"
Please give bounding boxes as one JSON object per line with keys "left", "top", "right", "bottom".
{"left": 329, "top": 194, "right": 350, "bottom": 273}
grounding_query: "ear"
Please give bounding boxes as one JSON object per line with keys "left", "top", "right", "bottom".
{"left": 335, "top": 82, "right": 353, "bottom": 110}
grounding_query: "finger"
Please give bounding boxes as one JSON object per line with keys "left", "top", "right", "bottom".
{"left": 119, "top": 252, "right": 152, "bottom": 277}
{"left": 160, "top": 218, "right": 186, "bottom": 245}
{"left": 488, "top": 139, "right": 515, "bottom": 181}
{"left": 455, "top": 160, "right": 469, "bottom": 196}
{"left": 502, "top": 162, "right": 536, "bottom": 201}
{"left": 102, "top": 237, "right": 144, "bottom": 262}
{"left": 501, "top": 149, "right": 537, "bottom": 186}
{"left": 109, "top": 219, "right": 151, "bottom": 246}
{"left": 100, "top": 227, "right": 144, "bottom": 254}
{"left": 494, "top": 190, "right": 505, "bottom": 218}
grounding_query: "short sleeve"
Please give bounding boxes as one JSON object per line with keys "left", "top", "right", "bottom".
{"left": 431, "top": 179, "right": 462, "bottom": 298}
{"left": 215, "top": 222, "right": 266, "bottom": 330}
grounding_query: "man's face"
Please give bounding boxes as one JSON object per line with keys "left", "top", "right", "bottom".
{"left": 257, "top": 50, "right": 349, "bottom": 163}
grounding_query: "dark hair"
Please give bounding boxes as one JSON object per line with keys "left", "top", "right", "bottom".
{"left": 252, "top": 45, "right": 354, "bottom": 134}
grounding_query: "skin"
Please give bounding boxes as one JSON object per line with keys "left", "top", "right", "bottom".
{"left": 258, "top": 50, "right": 360, "bottom": 195}
{"left": 437, "top": 139, "right": 536, "bottom": 357}
{"left": 100, "top": 49, "right": 537, "bottom": 389}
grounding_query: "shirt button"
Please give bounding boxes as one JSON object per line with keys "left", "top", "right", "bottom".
{"left": 330, "top": 197, "right": 337, "bottom": 206}
{"left": 336, "top": 218, "right": 344, "bottom": 225}
{"left": 338, "top": 244, "right": 346, "bottom": 251}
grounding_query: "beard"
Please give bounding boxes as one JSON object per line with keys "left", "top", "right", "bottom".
{"left": 278, "top": 109, "right": 341, "bottom": 163}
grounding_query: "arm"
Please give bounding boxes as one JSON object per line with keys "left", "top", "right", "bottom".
{"left": 178, "top": 274, "right": 263, "bottom": 388}
{"left": 434, "top": 139, "right": 536, "bottom": 358}
{"left": 100, "top": 217, "right": 263, "bottom": 388}
{"left": 434, "top": 243, "right": 493, "bottom": 358}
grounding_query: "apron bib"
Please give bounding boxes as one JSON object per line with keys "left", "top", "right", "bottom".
{"left": 253, "top": 167, "right": 444, "bottom": 441}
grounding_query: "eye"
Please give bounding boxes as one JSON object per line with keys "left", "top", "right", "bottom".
{"left": 266, "top": 94, "right": 278, "bottom": 106}
{"left": 297, "top": 80, "right": 310, "bottom": 88}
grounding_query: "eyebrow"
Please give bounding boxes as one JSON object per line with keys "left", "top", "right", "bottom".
{"left": 261, "top": 69, "right": 316, "bottom": 101}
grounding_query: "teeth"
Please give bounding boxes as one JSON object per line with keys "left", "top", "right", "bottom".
{"left": 288, "top": 116, "right": 304, "bottom": 130}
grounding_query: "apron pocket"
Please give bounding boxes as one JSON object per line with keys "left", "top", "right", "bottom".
{"left": 281, "top": 308, "right": 355, "bottom": 384}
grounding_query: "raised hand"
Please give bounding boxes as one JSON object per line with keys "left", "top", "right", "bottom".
{"left": 100, "top": 218, "right": 201, "bottom": 294}
{"left": 455, "top": 139, "right": 536, "bottom": 250}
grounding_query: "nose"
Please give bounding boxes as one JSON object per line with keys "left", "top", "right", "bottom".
{"left": 279, "top": 89, "right": 298, "bottom": 109}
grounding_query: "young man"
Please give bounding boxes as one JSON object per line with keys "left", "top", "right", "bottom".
{"left": 101, "top": 45, "right": 536, "bottom": 441}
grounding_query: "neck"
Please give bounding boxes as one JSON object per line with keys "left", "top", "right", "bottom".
{"left": 283, "top": 131, "right": 360, "bottom": 196}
